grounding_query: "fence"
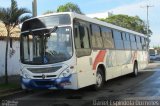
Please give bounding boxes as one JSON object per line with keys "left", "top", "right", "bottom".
{"left": 0, "top": 40, "right": 21, "bottom": 77}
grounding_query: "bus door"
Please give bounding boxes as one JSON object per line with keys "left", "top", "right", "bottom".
{"left": 74, "top": 22, "right": 94, "bottom": 88}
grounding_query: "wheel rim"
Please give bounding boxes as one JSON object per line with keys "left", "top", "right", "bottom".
{"left": 96, "top": 72, "right": 102, "bottom": 87}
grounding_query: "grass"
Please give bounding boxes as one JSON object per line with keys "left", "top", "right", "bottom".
{"left": 0, "top": 83, "right": 20, "bottom": 90}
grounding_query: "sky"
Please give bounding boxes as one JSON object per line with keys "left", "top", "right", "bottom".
{"left": 0, "top": 0, "right": 159, "bottom": 47}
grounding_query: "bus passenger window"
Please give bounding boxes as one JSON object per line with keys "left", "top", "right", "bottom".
{"left": 130, "top": 34, "right": 137, "bottom": 50}
{"left": 113, "top": 30, "right": 124, "bottom": 49}
{"left": 141, "top": 37, "right": 147, "bottom": 50}
{"left": 74, "top": 25, "right": 81, "bottom": 49}
{"left": 123, "top": 33, "right": 131, "bottom": 50}
{"left": 91, "top": 24, "right": 103, "bottom": 49}
{"left": 79, "top": 26, "right": 90, "bottom": 49}
{"left": 74, "top": 24, "right": 90, "bottom": 49}
{"left": 136, "top": 36, "right": 142, "bottom": 50}
{"left": 101, "top": 27, "right": 114, "bottom": 48}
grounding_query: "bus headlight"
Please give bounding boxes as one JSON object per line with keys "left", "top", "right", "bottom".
{"left": 59, "top": 69, "right": 71, "bottom": 78}
{"left": 23, "top": 73, "right": 31, "bottom": 79}
{"left": 22, "top": 70, "right": 32, "bottom": 79}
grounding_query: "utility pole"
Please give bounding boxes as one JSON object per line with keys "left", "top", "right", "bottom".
{"left": 141, "top": 5, "right": 153, "bottom": 46}
{"left": 146, "top": 5, "right": 153, "bottom": 36}
{"left": 141, "top": 3, "right": 153, "bottom": 62}
{"left": 32, "top": 0, "right": 37, "bottom": 17}
{"left": 141, "top": 5, "right": 153, "bottom": 36}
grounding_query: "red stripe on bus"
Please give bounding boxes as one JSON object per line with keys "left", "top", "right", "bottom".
{"left": 93, "top": 50, "right": 106, "bottom": 70}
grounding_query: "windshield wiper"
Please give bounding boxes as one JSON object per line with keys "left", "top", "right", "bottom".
{"left": 44, "top": 26, "right": 58, "bottom": 36}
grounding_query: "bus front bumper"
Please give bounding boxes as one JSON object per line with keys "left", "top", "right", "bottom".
{"left": 21, "top": 74, "right": 78, "bottom": 90}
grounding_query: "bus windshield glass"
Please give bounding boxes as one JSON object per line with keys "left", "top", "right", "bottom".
{"left": 21, "top": 14, "right": 71, "bottom": 32}
{"left": 20, "top": 27, "right": 72, "bottom": 65}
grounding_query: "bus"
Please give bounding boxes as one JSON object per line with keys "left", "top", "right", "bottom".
{"left": 20, "top": 12, "right": 148, "bottom": 90}
{"left": 149, "top": 48, "right": 159, "bottom": 60}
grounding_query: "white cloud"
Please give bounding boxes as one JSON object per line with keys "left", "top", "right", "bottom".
{"left": 87, "top": 0, "right": 160, "bottom": 47}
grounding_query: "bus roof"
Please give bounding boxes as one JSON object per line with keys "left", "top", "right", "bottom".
{"left": 23, "top": 12, "right": 146, "bottom": 37}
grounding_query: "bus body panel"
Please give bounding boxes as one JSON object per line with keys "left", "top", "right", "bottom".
{"left": 21, "top": 73, "right": 78, "bottom": 90}
{"left": 20, "top": 12, "right": 148, "bottom": 90}
{"left": 76, "top": 55, "right": 95, "bottom": 88}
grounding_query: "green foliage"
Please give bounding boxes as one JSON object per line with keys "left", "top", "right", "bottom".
{"left": 0, "top": 83, "right": 19, "bottom": 89}
{"left": 0, "top": 0, "right": 31, "bottom": 27}
{"left": 153, "top": 46, "right": 160, "bottom": 50}
{"left": 98, "top": 14, "right": 152, "bottom": 36}
{"left": 57, "top": 2, "right": 83, "bottom": 14}
{"left": 19, "top": 15, "right": 32, "bottom": 23}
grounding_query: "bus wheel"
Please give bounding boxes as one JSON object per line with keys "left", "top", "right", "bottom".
{"left": 93, "top": 68, "right": 104, "bottom": 90}
{"left": 21, "top": 84, "right": 33, "bottom": 93}
{"left": 132, "top": 62, "right": 138, "bottom": 77}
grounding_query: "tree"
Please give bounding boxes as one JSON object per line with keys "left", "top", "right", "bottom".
{"left": 0, "top": 0, "right": 30, "bottom": 84}
{"left": 57, "top": 2, "right": 83, "bottom": 14}
{"left": 98, "top": 14, "right": 152, "bottom": 36}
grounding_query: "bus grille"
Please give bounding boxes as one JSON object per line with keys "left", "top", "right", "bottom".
{"left": 34, "top": 81, "right": 54, "bottom": 86}
{"left": 27, "top": 66, "right": 62, "bottom": 73}
{"left": 33, "top": 75, "right": 57, "bottom": 78}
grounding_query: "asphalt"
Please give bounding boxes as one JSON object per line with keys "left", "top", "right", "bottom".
{"left": 1, "top": 62, "right": 160, "bottom": 106}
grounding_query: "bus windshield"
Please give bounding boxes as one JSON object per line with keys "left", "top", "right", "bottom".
{"left": 20, "top": 27, "right": 72, "bottom": 65}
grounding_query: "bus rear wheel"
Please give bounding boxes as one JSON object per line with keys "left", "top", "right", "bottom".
{"left": 93, "top": 68, "right": 104, "bottom": 90}
{"left": 132, "top": 62, "right": 138, "bottom": 77}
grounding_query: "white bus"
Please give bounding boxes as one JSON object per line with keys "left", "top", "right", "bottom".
{"left": 20, "top": 12, "right": 148, "bottom": 90}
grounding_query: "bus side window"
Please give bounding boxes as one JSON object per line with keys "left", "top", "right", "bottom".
{"left": 113, "top": 30, "right": 124, "bottom": 50}
{"left": 91, "top": 24, "right": 103, "bottom": 49}
{"left": 123, "top": 32, "right": 131, "bottom": 50}
{"left": 130, "top": 34, "right": 137, "bottom": 50}
{"left": 79, "top": 25, "right": 90, "bottom": 49}
{"left": 101, "top": 26, "right": 114, "bottom": 49}
{"left": 144, "top": 38, "right": 148, "bottom": 50}
{"left": 136, "top": 36, "right": 142, "bottom": 50}
{"left": 141, "top": 37, "right": 146, "bottom": 50}
{"left": 74, "top": 25, "right": 81, "bottom": 49}
{"left": 74, "top": 21, "right": 91, "bottom": 57}
{"left": 74, "top": 24, "right": 90, "bottom": 49}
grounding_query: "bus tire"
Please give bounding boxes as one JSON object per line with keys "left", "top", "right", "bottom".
{"left": 132, "top": 62, "right": 138, "bottom": 77}
{"left": 24, "top": 89, "right": 34, "bottom": 93}
{"left": 21, "top": 84, "right": 33, "bottom": 93}
{"left": 93, "top": 68, "right": 105, "bottom": 90}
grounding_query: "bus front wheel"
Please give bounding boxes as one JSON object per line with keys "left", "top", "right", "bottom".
{"left": 93, "top": 68, "right": 105, "bottom": 90}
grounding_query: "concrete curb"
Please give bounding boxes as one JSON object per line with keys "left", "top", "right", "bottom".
{"left": 0, "top": 88, "right": 20, "bottom": 93}
{"left": 0, "top": 89, "right": 24, "bottom": 100}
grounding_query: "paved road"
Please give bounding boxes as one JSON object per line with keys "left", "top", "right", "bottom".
{"left": 1, "top": 62, "right": 160, "bottom": 106}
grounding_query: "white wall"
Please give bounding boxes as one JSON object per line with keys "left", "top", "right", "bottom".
{"left": 0, "top": 40, "right": 21, "bottom": 77}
